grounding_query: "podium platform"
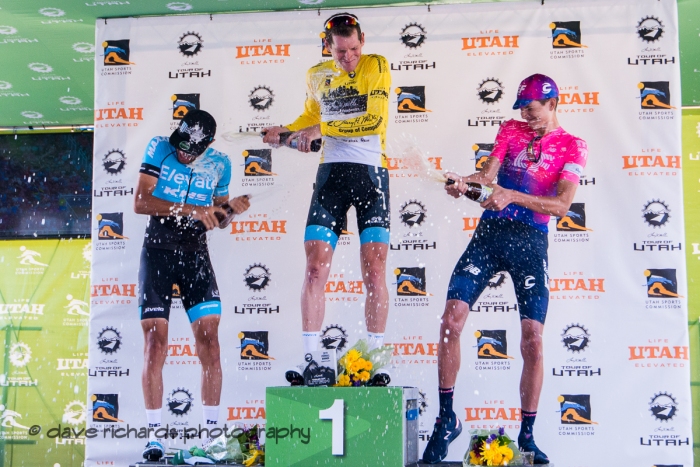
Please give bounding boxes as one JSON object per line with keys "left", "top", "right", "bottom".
{"left": 265, "top": 386, "right": 421, "bottom": 466}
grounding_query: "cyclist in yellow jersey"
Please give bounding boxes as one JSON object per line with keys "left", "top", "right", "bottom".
{"left": 263, "top": 13, "right": 392, "bottom": 386}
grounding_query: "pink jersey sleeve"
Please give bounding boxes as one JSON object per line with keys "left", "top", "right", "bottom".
{"left": 489, "top": 120, "right": 517, "bottom": 163}
{"left": 559, "top": 137, "right": 587, "bottom": 184}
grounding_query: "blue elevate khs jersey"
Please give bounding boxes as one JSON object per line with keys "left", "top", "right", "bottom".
{"left": 139, "top": 136, "right": 231, "bottom": 250}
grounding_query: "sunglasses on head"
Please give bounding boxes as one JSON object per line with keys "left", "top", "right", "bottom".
{"left": 527, "top": 135, "right": 543, "bottom": 163}
{"left": 324, "top": 14, "right": 359, "bottom": 30}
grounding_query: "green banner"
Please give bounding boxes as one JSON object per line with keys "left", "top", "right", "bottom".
{"left": 0, "top": 238, "right": 90, "bottom": 467}
{"left": 682, "top": 109, "right": 700, "bottom": 460}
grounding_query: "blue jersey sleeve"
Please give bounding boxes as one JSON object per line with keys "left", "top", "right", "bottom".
{"left": 214, "top": 151, "right": 231, "bottom": 198}
{"left": 140, "top": 136, "right": 172, "bottom": 178}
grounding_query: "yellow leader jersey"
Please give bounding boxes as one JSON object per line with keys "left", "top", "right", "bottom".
{"left": 287, "top": 54, "right": 391, "bottom": 168}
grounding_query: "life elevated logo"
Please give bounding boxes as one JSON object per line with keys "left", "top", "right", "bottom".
{"left": 394, "top": 267, "right": 431, "bottom": 307}
{"left": 236, "top": 264, "right": 280, "bottom": 316}
{"left": 94, "top": 101, "right": 143, "bottom": 129}
{"left": 629, "top": 17, "right": 675, "bottom": 67}
{"left": 241, "top": 149, "right": 277, "bottom": 188}
{"left": 320, "top": 324, "right": 349, "bottom": 352}
{"left": 388, "top": 336, "right": 437, "bottom": 366}
{"left": 628, "top": 338, "right": 688, "bottom": 369}
{"left": 394, "top": 86, "right": 431, "bottom": 124}
{"left": 169, "top": 32, "right": 211, "bottom": 80}
{"left": 227, "top": 400, "right": 266, "bottom": 422}
{"left": 236, "top": 38, "right": 290, "bottom": 65}
{"left": 461, "top": 29, "right": 519, "bottom": 57}
{"left": 91, "top": 394, "right": 123, "bottom": 423}
{"left": 557, "top": 85, "right": 599, "bottom": 114}
{"left": 230, "top": 213, "right": 288, "bottom": 242}
{"left": 553, "top": 324, "right": 601, "bottom": 378}
{"left": 634, "top": 200, "right": 681, "bottom": 253}
{"left": 56, "top": 352, "right": 87, "bottom": 377}
{"left": 622, "top": 148, "right": 680, "bottom": 177}
{"left": 325, "top": 273, "right": 364, "bottom": 303}
{"left": 558, "top": 395, "right": 597, "bottom": 436}
{"left": 549, "top": 272, "right": 605, "bottom": 301}
{"left": 468, "top": 79, "right": 506, "bottom": 128}
{"left": 644, "top": 269, "right": 682, "bottom": 309}
{"left": 392, "top": 200, "right": 437, "bottom": 252}
{"left": 0, "top": 299, "right": 45, "bottom": 322}
{"left": 471, "top": 273, "right": 518, "bottom": 315}
{"left": 166, "top": 336, "right": 200, "bottom": 366}
{"left": 641, "top": 392, "right": 689, "bottom": 448}
{"left": 237, "top": 331, "right": 274, "bottom": 371}
{"left": 386, "top": 155, "right": 442, "bottom": 180}
{"left": 95, "top": 149, "right": 133, "bottom": 198}
{"left": 167, "top": 387, "right": 194, "bottom": 418}
{"left": 638, "top": 82, "right": 676, "bottom": 120}
{"left": 549, "top": 21, "right": 587, "bottom": 59}
{"left": 94, "top": 213, "right": 127, "bottom": 251}
{"left": 553, "top": 203, "right": 592, "bottom": 243}
{"left": 392, "top": 24, "right": 436, "bottom": 72}
{"left": 474, "top": 330, "right": 513, "bottom": 371}
{"left": 463, "top": 401, "right": 521, "bottom": 430}
{"left": 91, "top": 277, "right": 136, "bottom": 308}
{"left": 100, "top": 40, "right": 134, "bottom": 76}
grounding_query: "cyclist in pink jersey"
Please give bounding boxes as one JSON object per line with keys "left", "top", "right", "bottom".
{"left": 423, "top": 74, "right": 587, "bottom": 464}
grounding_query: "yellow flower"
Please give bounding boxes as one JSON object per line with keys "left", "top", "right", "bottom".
{"left": 335, "top": 374, "right": 351, "bottom": 387}
{"left": 358, "top": 370, "right": 370, "bottom": 382}
{"left": 364, "top": 360, "right": 373, "bottom": 371}
{"left": 469, "top": 450, "right": 481, "bottom": 465}
{"left": 346, "top": 349, "right": 361, "bottom": 363}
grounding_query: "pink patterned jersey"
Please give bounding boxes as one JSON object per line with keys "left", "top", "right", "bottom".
{"left": 482, "top": 119, "right": 587, "bottom": 232}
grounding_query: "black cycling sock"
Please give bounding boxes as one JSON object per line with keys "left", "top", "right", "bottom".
{"left": 519, "top": 410, "right": 537, "bottom": 440}
{"left": 438, "top": 387, "right": 455, "bottom": 419}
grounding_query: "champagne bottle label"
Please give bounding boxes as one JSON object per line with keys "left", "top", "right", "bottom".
{"left": 476, "top": 185, "right": 493, "bottom": 203}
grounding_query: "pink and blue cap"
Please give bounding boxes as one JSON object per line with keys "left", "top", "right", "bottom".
{"left": 512, "top": 74, "right": 559, "bottom": 110}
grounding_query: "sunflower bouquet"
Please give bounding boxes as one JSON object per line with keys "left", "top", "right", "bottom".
{"left": 334, "top": 339, "right": 393, "bottom": 387}
{"left": 465, "top": 427, "right": 529, "bottom": 466}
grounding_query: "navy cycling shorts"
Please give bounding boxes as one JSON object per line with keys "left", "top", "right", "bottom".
{"left": 447, "top": 218, "right": 549, "bottom": 324}
{"left": 138, "top": 247, "right": 221, "bottom": 323}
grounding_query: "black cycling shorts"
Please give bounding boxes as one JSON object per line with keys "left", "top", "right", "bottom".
{"left": 447, "top": 218, "right": 550, "bottom": 324}
{"left": 304, "top": 162, "right": 390, "bottom": 248}
{"left": 138, "top": 247, "right": 221, "bottom": 323}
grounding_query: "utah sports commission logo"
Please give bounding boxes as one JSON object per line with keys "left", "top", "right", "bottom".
{"left": 97, "top": 327, "right": 122, "bottom": 354}
{"left": 167, "top": 387, "right": 194, "bottom": 416}
{"left": 637, "top": 17, "right": 664, "bottom": 42}
{"left": 638, "top": 82, "right": 674, "bottom": 109}
{"left": 472, "top": 144, "right": 493, "bottom": 169}
{"left": 178, "top": 32, "right": 203, "bottom": 56}
{"left": 561, "top": 324, "right": 590, "bottom": 353}
{"left": 642, "top": 200, "right": 670, "bottom": 227}
{"left": 243, "top": 150, "right": 276, "bottom": 176}
{"left": 238, "top": 331, "right": 274, "bottom": 360}
{"left": 91, "top": 394, "right": 123, "bottom": 422}
{"left": 101, "top": 149, "right": 126, "bottom": 175}
{"left": 102, "top": 40, "right": 134, "bottom": 65}
{"left": 96, "top": 213, "right": 128, "bottom": 240}
{"left": 475, "top": 330, "right": 513, "bottom": 359}
{"left": 394, "top": 267, "right": 428, "bottom": 295}
{"left": 244, "top": 264, "right": 271, "bottom": 291}
{"left": 556, "top": 203, "right": 592, "bottom": 231}
{"left": 477, "top": 78, "right": 504, "bottom": 104}
{"left": 558, "top": 394, "right": 597, "bottom": 424}
{"left": 172, "top": 93, "right": 200, "bottom": 119}
{"left": 399, "top": 200, "right": 426, "bottom": 227}
{"left": 644, "top": 269, "right": 681, "bottom": 298}
{"left": 395, "top": 87, "right": 430, "bottom": 112}
{"left": 400, "top": 23, "right": 427, "bottom": 48}
{"left": 649, "top": 392, "right": 677, "bottom": 422}
{"left": 550, "top": 22, "right": 586, "bottom": 48}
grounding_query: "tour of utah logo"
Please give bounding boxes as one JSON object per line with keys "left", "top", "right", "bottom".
{"left": 553, "top": 324, "right": 601, "bottom": 378}
{"left": 400, "top": 23, "right": 427, "bottom": 48}
{"left": 178, "top": 32, "right": 203, "bottom": 56}
{"left": 469, "top": 79, "right": 506, "bottom": 127}
{"left": 392, "top": 200, "right": 437, "bottom": 252}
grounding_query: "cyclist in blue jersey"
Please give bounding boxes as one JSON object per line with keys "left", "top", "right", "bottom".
{"left": 134, "top": 110, "right": 250, "bottom": 461}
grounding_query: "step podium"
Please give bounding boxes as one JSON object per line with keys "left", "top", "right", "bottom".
{"left": 265, "top": 386, "right": 420, "bottom": 466}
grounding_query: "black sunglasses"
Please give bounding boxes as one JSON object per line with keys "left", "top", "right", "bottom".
{"left": 527, "top": 135, "right": 543, "bottom": 163}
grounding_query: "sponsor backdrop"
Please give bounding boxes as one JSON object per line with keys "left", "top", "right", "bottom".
{"left": 0, "top": 239, "right": 90, "bottom": 467}
{"left": 89, "top": 0, "right": 692, "bottom": 465}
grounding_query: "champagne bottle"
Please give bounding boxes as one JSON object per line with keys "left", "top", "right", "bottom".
{"left": 214, "top": 202, "right": 235, "bottom": 229}
{"left": 260, "top": 130, "right": 322, "bottom": 152}
{"left": 446, "top": 179, "right": 493, "bottom": 203}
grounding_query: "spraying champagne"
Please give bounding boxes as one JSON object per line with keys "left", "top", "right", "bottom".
{"left": 445, "top": 178, "right": 493, "bottom": 203}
